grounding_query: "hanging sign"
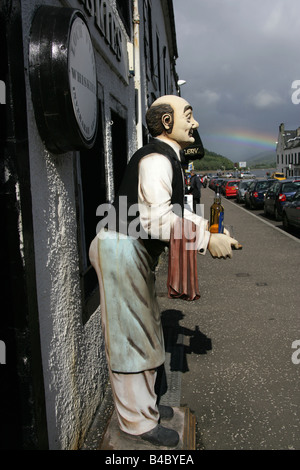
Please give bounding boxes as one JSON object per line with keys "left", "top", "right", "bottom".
{"left": 29, "top": 6, "right": 98, "bottom": 154}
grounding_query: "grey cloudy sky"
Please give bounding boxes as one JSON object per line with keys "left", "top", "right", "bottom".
{"left": 173, "top": 0, "right": 300, "bottom": 162}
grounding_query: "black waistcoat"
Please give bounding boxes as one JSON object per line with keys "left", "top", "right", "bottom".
{"left": 106, "top": 140, "right": 184, "bottom": 257}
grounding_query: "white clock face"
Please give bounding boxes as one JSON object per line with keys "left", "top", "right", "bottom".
{"left": 68, "top": 17, "right": 97, "bottom": 141}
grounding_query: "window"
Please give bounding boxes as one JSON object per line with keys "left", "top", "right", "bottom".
{"left": 284, "top": 182, "right": 300, "bottom": 192}
{"left": 257, "top": 181, "right": 271, "bottom": 190}
{"left": 116, "top": 0, "right": 132, "bottom": 37}
{"left": 78, "top": 99, "right": 106, "bottom": 324}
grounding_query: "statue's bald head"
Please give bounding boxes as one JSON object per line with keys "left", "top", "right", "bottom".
{"left": 146, "top": 95, "right": 190, "bottom": 136}
{"left": 146, "top": 94, "right": 199, "bottom": 148}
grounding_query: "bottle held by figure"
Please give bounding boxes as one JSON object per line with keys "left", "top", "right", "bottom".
{"left": 210, "top": 186, "right": 224, "bottom": 233}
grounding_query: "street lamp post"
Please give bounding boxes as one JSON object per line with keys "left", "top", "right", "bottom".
{"left": 177, "top": 79, "right": 186, "bottom": 96}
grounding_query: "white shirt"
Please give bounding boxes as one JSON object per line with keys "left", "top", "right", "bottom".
{"left": 138, "top": 138, "right": 210, "bottom": 254}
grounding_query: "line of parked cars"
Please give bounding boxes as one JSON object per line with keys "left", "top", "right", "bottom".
{"left": 264, "top": 179, "right": 300, "bottom": 220}
{"left": 209, "top": 174, "right": 300, "bottom": 231}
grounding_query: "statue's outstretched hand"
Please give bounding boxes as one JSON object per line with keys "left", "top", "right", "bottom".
{"left": 208, "top": 233, "right": 241, "bottom": 258}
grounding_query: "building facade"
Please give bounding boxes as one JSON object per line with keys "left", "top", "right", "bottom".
{"left": 276, "top": 123, "right": 300, "bottom": 177}
{"left": 0, "top": 0, "right": 179, "bottom": 449}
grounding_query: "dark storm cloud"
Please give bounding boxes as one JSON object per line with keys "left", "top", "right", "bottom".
{"left": 173, "top": 0, "right": 300, "bottom": 160}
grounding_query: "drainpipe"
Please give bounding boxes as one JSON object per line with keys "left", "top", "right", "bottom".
{"left": 133, "top": 0, "right": 143, "bottom": 148}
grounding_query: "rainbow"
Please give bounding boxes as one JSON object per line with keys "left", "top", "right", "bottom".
{"left": 207, "top": 129, "right": 277, "bottom": 150}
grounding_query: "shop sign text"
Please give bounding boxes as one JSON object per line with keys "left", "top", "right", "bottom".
{"left": 77, "top": 0, "right": 122, "bottom": 61}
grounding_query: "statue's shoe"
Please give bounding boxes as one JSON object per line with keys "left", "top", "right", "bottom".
{"left": 140, "top": 424, "right": 179, "bottom": 447}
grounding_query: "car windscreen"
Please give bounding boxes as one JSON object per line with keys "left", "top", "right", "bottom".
{"left": 256, "top": 181, "right": 272, "bottom": 190}
{"left": 282, "top": 182, "right": 300, "bottom": 193}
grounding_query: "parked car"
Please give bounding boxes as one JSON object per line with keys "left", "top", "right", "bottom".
{"left": 223, "top": 179, "right": 240, "bottom": 198}
{"left": 282, "top": 188, "right": 300, "bottom": 230}
{"left": 209, "top": 177, "right": 224, "bottom": 191}
{"left": 271, "top": 171, "right": 285, "bottom": 181}
{"left": 264, "top": 179, "right": 300, "bottom": 220}
{"left": 244, "top": 179, "right": 275, "bottom": 209}
{"left": 236, "top": 179, "right": 252, "bottom": 203}
{"left": 240, "top": 171, "right": 256, "bottom": 179}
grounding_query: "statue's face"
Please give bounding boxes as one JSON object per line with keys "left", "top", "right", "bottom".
{"left": 170, "top": 100, "right": 199, "bottom": 148}
{"left": 154, "top": 95, "right": 199, "bottom": 149}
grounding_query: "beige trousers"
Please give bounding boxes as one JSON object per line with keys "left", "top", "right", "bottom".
{"left": 109, "top": 366, "right": 159, "bottom": 435}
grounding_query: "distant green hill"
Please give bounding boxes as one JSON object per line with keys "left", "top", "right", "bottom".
{"left": 246, "top": 150, "right": 276, "bottom": 169}
{"left": 193, "top": 149, "right": 235, "bottom": 171}
{"left": 192, "top": 149, "right": 276, "bottom": 171}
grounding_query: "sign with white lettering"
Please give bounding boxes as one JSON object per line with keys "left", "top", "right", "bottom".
{"left": 68, "top": 16, "right": 97, "bottom": 141}
{"left": 29, "top": 6, "right": 98, "bottom": 153}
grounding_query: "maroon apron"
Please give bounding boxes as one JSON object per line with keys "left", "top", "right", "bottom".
{"left": 167, "top": 218, "right": 200, "bottom": 301}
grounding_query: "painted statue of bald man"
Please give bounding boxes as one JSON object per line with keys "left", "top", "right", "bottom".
{"left": 89, "top": 95, "right": 239, "bottom": 447}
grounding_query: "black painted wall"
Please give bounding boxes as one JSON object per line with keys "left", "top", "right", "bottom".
{"left": 0, "top": 0, "right": 48, "bottom": 450}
